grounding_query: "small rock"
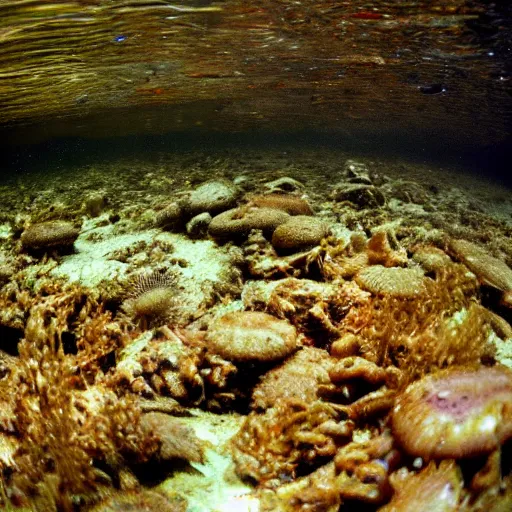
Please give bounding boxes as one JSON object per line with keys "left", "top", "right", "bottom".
{"left": 139, "top": 412, "right": 203, "bottom": 463}
{"left": 184, "top": 180, "right": 238, "bottom": 216}
{"left": 84, "top": 192, "right": 108, "bottom": 217}
{"left": 20, "top": 221, "right": 79, "bottom": 250}
{"left": 156, "top": 202, "right": 184, "bottom": 231}
{"left": 271, "top": 216, "right": 330, "bottom": 252}
{"left": 344, "top": 160, "right": 372, "bottom": 185}
{"left": 186, "top": 212, "right": 212, "bottom": 238}
{"left": 264, "top": 177, "right": 305, "bottom": 193}
{"left": 332, "top": 184, "right": 386, "bottom": 208}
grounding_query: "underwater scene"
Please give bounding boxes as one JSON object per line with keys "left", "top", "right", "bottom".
{"left": 0, "top": 1, "right": 511, "bottom": 511}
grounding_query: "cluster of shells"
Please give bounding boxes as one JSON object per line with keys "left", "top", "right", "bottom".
{"left": 1, "top": 158, "right": 512, "bottom": 511}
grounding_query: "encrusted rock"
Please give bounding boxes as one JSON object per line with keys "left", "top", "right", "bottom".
{"left": 208, "top": 207, "right": 290, "bottom": 242}
{"left": 156, "top": 202, "right": 184, "bottom": 230}
{"left": 20, "top": 220, "right": 79, "bottom": 250}
{"left": 332, "top": 184, "right": 385, "bottom": 209}
{"left": 206, "top": 311, "right": 297, "bottom": 362}
{"left": 139, "top": 412, "right": 203, "bottom": 462}
{"left": 263, "top": 176, "right": 305, "bottom": 193}
{"left": 84, "top": 191, "right": 108, "bottom": 217}
{"left": 448, "top": 238, "right": 512, "bottom": 307}
{"left": 252, "top": 347, "right": 333, "bottom": 409}
{"left": 271, "top": 216, "right": 330, "bottom": 252}
{"left": 184, "top": 180, "right": 238, "bottom": 216}
{"left": 186, "top": 212, "right": 212, "bottom": 238}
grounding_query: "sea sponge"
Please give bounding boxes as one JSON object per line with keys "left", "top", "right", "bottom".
{"left": 391, "top": 365, "right": 512, "bottom": 459}
{"left": 355, "top": 265, "right": 428, "bottom": 298}
{"left": 208, "top": 207, "right": 290, "bottom": 241}
{"left": 123, "top": 271, "right": 178, "bottom": 327}
{"left": 206, "top": 311, "right": 297, "bottom": 362}
{"left": 245, "top": 193, "right": 314, "bottom": 215}
{"left": 271, "top": 216, "right": 330, "bottom": 252}
{"left": 20, "top": 220, "right": 79, "bottom": 250}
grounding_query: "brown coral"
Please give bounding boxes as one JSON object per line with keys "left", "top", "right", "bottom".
{"left": 355, "top": 265, "right": 428, "bottom": 298}
{"left": 206, "top": 311, "right": 297, "bottom": 363}
{"left": 208, "top": 207, "right": 290, "bottom": 241}
{"left": 271, "top": 215, "right": 330, "bottom": 252}
{"left": 381, "top": 460, "right": 463, "bottom": 512}
{"left": 20, "top": 220, "right": 79, "bottom": 250}
{"left": 391, "top": 365, "right": 512, "bottom": 459}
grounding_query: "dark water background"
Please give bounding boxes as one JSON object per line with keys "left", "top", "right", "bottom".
{"left": 0, "top": 0, "right": 510, "bottom": 186}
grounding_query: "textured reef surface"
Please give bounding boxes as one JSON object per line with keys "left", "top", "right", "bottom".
{"left": 0, "top": 147, "right": 511, "bottom": 511}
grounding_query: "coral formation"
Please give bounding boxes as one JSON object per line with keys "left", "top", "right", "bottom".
{"left": 355, "top": 265, "right": 428, "bottom": 298}
{"left": 205, "top": 311, "right": 298, "bottom": 363}
{"left": 20, "top": 220, "right": 80, "bottom": 250}
{"left": 0, "top": 149, "right": 511, "bottom": 510}
{"left": 448, "top": 238, "right": 512, "bottom": 307}
{"left": 122, "top": 270, "right": 178, "bottom": 327}
{"left": 271, "top": 215, "right": 330, "bottom": 252}
{"left": 391, "top": 366, "right": 512, "bottom": 459}
{"left": 208, "top": 206, "right": 290, "bottom": 241}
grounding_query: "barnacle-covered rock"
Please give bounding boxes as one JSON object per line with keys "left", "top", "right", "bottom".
{"left": 271, "top": 216, "right": 330, "bottom": 252}
{"left": 356, "top": 265, "right": 428, "bottom": 298}
{"left": 206, "top": 311, "right": 297, "bottom": 363}
{"left": 139, "top": 412, "right": 203, "bottom": 463}
{"left": 448, "top": 238, "right": 512, "bottom": 307}
{"left": 245, "top": 193, "right": 314, "bottom": 215}
{"left": 20, "top": 220, "right": 79, "bottom": 250}
{"left": 332, "top": 184, "right": 385, "bottom": 209}
{"left": 184, "top": 180, "right": 238, "bottom": 216}
{"left": 252, "top": 347, "right": 333, "bottom": 409}
{"left": 391, "top": 366, "right": 512, "bottom": 459}
{"left": 381, "top": 460, "right": 463, "bottom": 512}
{"left": 263, "top": 176, "right": 305, "bottom": 193}
{"left": 208, "top": 207, "right": 290, "bottom": 241}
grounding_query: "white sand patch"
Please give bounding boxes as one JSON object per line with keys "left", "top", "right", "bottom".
{"left": 159, "top": 410, "right": 257, "bottom": 512}
{"left": 51, "top": 226, "right": 156, "bottom": 287}
{"left": 51, "top": 223, "right": 235, "bottom": 318}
